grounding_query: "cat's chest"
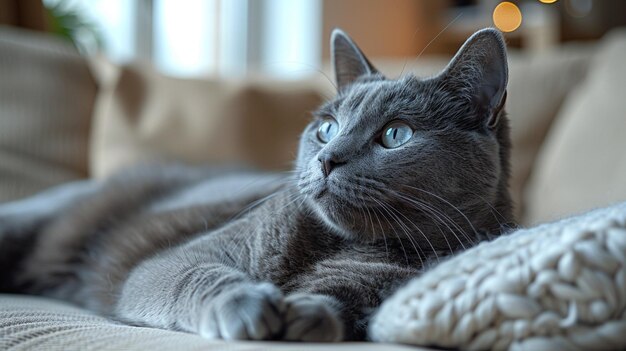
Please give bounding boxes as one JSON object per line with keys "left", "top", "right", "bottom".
{"left": 262, "top": 236, "right": 395, "bottom": 282}
{"left": 252, "top": 223, "right": 341, "bottom": 282}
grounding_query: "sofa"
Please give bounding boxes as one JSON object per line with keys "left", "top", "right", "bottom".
{"left": 1, "top": 25, "right": 626, "bottom": 350}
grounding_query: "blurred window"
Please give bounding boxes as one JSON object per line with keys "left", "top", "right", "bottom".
{"left": 44, "top": 0, "right": 322, "bottom": 78}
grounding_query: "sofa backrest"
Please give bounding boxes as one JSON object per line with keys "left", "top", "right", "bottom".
{"left": 0, "top": 25, "right": 95, "bottom": 202}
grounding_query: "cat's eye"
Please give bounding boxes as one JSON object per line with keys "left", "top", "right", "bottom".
{"left": 317, "top": 117, "right": 339, "bottom": 143}
{"left": 381, "top": 122, "right": 413, "bottom": 149}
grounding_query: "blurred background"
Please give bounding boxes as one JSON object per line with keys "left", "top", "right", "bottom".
{"left": 0, "top": 0, "right": 625, "bottom": 226}
{"left": 2, "top": 0, "right": 625, "bottom": 78}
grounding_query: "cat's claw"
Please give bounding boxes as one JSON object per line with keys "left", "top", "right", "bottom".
{"left": 283, "top": 293, "right": 344, "bottom": 342}
{"left": 201, "top": 282, "right": 285, "bottom": 340}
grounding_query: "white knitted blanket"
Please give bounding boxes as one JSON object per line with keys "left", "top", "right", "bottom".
{"left": 370, "top": 202, "right": 626, "bottom": 351}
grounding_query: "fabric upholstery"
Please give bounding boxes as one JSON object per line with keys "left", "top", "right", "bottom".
{"left": 0, "top": 294, "right": 421, "bottom": 351}
{"left": 524, "top": 29, "right": 626, "bottom": 225}
{"left": 371, "top": 201, "right": 626, "bottom": 351}
{"left": 0, "top": 26, "right": 95, "bottom": 202}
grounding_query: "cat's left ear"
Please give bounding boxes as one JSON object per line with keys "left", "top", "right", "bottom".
{"left": 441, "top": 28, "right": 508, "bottom": 128}
{"left": 331, "top": 28, "right": 379, "bottom": 91}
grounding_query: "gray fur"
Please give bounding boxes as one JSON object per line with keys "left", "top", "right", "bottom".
{"left": 0, "top": 28, "right": 513, "bottom": 341}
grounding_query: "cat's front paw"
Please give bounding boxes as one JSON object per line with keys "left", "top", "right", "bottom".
{"left": 283, "top": 293, "right": 344, "bottom": 342}
{"left": 200, "top": 282, "right": 286, "bottom": 340}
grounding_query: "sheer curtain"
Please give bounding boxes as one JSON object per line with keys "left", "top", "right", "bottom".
{"left": 44, "top": 0, "right": 322, "bottom": 78}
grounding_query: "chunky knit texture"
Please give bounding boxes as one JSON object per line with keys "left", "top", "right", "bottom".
{"left": 370, "top": 201, "right": 626, "bottom": 350}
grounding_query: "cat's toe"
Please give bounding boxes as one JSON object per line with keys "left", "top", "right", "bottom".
{"left": 283, "top": 293, "right": 344, "bottom": 342}
{"left": 203, "top": 282, "right": 285, "bottom": 340}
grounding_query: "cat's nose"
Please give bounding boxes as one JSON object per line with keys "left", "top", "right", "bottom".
{"left": 318, "top": 155, "right": 345, "bottom": 177}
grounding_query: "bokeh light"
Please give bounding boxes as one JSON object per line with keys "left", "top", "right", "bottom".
{"left": 539, "top": 0, "right": 558, "bottom": 4}
{"left": 493, "top": 2, "right": 523, "bottom": 33}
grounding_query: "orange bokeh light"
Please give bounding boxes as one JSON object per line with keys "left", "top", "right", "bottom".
{"left": 493, "top": 2, "right": 523, "bottom": 33}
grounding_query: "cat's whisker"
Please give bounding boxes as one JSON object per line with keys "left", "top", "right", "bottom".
{"left": 399, "top": 26, "right": 421, "bottom": 77}
{"left": 390, "top": 190, "right": 466, "bottom": 250}
{"left": 355, "top": 198, "right": 369, "bottom": 238}
{"left": 296, "top": 193, "right": 308, "bottom": 213}
{"left": 415, "top": 198, "right": 470, "bottom": 249}
{"left": 342, "top": 178, "right": 458, "bottom": 258}
{"left": 373, "top": 197, "right": 426, "bottom": 267}
{"left": 257, "top": 60, "right": 338, "bottom": 92}
{"left": 417, "top": 203, "right": 462, "bottom": 253}
{"left": 407, "top": 12, "right": 463, "bottom": 73}
{"left": 229, "top": 172, "right": 290, "bottom": 197}
{"left": 467, "top": 190, "right": 514, "bottom": 229}
{"left": 273, "top": 192, "right": 305, "bottom": 214}
{"left": 404, "top": 194, "right": 470, "bottom": 247}
{"left": 369, "top": 202, "right": 389, "bottom": 260}
{"left": 401, "top": 185, "right": 479, "bottom": 242}
{"left": 376, "top": 197, "right": 433, "bottom": 264}
{"left": 369, "top": 196, "right": 410, "bottom": 266}
{"left": 229, "top": 187, "right": 290, "bottom": 222}
{"left": 396, "top": 202, "right": 444, "bottom": 262}
{"left": 425, "top": 219, "right": 451, "bottom": 263}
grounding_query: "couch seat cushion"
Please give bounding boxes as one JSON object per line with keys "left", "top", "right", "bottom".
{"left": 0, "top": 294, "right": 422, "bottom": 351}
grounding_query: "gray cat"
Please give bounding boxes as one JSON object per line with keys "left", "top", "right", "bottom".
{"left": 0, "top": 28, "right": 513, "bottom": 341}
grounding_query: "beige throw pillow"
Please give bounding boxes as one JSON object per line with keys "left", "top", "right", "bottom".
{"left": 90, "top": 63, "right": 324, "bottom": 178}
{"left": 504, "top": 47, "right": 592, "bottom": 222}
{"left": 524, "top": 29, "right": 626, "bottom": 225}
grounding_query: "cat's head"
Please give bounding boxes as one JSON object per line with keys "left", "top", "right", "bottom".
{"left": 296, "top": 28, "right": 513, "bottom": 251}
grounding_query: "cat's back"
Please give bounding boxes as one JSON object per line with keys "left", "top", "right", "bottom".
{"left": 10, "top": 165, "right": 287, "bottom": 309}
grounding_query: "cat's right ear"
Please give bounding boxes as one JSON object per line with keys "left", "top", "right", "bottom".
{"left": 331, "top": 29, "right": 378, "bottom": 91}
{"left": 440, "top": 28, "right": 508, "bottom": 128}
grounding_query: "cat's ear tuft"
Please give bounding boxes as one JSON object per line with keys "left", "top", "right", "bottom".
{"left": 441, "top": 28, "right": 508, "bottom": 128}
{"left": 331, "top": 28, "right": 379, "bottom": 91}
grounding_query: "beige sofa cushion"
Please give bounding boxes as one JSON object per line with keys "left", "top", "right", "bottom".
{"left": 0, "top": 26, "right": 95, "bottom": 202}
{"left": 90, "top": 63, "right": 324, "bottom": 178}
{"left": 524, "top": 29, "right": 626, "bottom": 225}
{"left": 0, "top": 294, "right": 423, "bottom": 351}
{"left": 503, "top": 47, "right": 592, "bottom": 222}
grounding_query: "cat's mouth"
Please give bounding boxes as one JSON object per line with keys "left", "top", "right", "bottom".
{"left": 311, "top": 181, "right": 361, "bottom": 209}
{"left": 299, "top": 170, "right": 381, "bottom": 211}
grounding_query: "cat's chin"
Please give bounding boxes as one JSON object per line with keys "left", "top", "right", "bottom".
{"left": 306, "top": 195, "right": 371, "bottom": 241}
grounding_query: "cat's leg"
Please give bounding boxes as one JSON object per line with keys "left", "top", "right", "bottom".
{"left": 0, "top": 179, "right": 100, "bottom": 256}
{"left": 0, "top": 180, "right": 100, "bottom": 292}
{"left": 0, "top": 180, "right": 101, "bottom": 245}
{"left": 282, "top": 293, "right": 345, "bottom": 342}
{"left": 0, "top": 180, "right": 100, "bottom": 228}
{"left": 115, "top": 244, "right": 287, "bottom": 340}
